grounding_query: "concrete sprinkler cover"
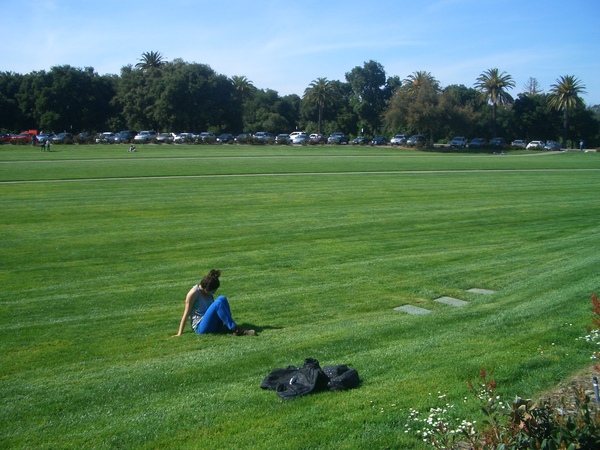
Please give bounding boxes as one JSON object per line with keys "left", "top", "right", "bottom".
{"left": 394, "top": 305, "right": 431, "bottom": 315}
{"left": 434, "top": 297, "right": 469, "bottom": 307}
{"left": 467, "top": 288, "right": 496, "bottom": 295}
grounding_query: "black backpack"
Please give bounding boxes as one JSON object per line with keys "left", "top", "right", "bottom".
{"left": 261, "top": 358, "right": 360, "bottom": 399}
{"left": 323, "top": 364, "right": 360, "bottom": 391}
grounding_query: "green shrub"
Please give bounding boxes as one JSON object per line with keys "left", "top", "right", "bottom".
{"left": 405, "top": 367, "right": 600, "bottom": 449}
{"left": 404, "top": 294, "right": 600, "bottom": 449}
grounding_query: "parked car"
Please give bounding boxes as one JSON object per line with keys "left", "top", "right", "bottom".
{"left": 52, "top": 132, "right": 73, "bottom": 143}
{"left": 371, "top": 136, "right": 388, "bottom": 145}
{"left": 327, "top": 132, "right": 350, "bottom": 144}
{"left": 292, "top": 133, "right": 309, "bottom": 144}
{"left": 390, "top": 134, "right": 407, "bottom": 146}
{"left": 10, "top": 132, "right": 34, "bottom": 144}
{"left": 353, "top": 136, "right": 370, "bottom": 145}
{"left": 234, "top": 133, "right": 253, "bottom": 143}
{"left": 406, "top": 135, "right": 426, "bottom": 147}
{"left": 96, "top": 132, "right": 116, "bottom": 143}
{"left": 37, "top": 133, "right": 56, "bottom": 144}
{"left": 289, "top": 131, "right": 305, "bottom": 140}
{"left": 134, "top": 130, "right": 157, "bottom": 142}
{"left": 489, "top": 137, "right": 506, "bottom": 148}
{"left": 274, "top": 134, "right": 290, "bottom": 144}
{"left": 544, "top": 140, "right": 561, "bottom": 151}
{"left": 156, "top": 132, "right": 176, "bottom": 143}
{"left": 0, "top": 133, "right": 12, "bottom": 143}
{"left": 216, "top": 133, "right": 235, "bottom": 144}
{"left": 174, "top": 133, "right": 194, "bottom": 143}
{"left": 112, "top": 130, "right": 137, "bottom": 143}
{"left": 511, "top": 139, "right": 527, "bottom": 149}
{"left": 75, "top": 132, "right": 92, "bottom": 141}
{"left": 468, "top": 138, "right": 486, "bottom": 149}
{"left": 526, "top": 140, "right": 545, "bottom": 149}
{"left": 450, "top": 136, "right": 467, "bottom": 148}
{"left": 309, "top": 133, "right": 326, "bottom": 144}
{"left": 197, "top": 132, "right": 216, "bottom": 142}
{"left": 255, "top": 132, "right": 275, "bottom": 141}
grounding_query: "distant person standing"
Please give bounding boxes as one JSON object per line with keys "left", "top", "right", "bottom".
{"left": 45, "top": 138, "right": 51, "bottom": 152}
{"left": 580, "top": 140, "right": 584, "bottom": 151}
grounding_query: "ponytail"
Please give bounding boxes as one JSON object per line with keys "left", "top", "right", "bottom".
{"left": 200, "top": 269, "right": 221, "bottom": 291}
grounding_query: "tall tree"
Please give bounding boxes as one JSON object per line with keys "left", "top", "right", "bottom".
{"left": 384, "top": 73, "right": 444, "bottom": 143}
{"left": 403, "top": 71, "right": 440, "bottom": 97}
{"left": 512, "top": 94, "right": 560, "bottom": 142}
{"left": 474, "top": 68, "right": 515, "bottom": 137}
{"left": 135, "top": 51, "right": 165, "bottom": 71}
{"left": 0, "top": 71, "right": 25, "bottom": 132}
{"left": 547, "top": 75, "right": 587, "bottom": 147}
{"left": 523, "top": 77, "right": 543, "bottom": 95}
{"left": 16, "top": 65, "right": 116, "bottom": 132}
{"left": 302, "top": 77, "right": 339, "bottom": 134}
{"left": 346, "top": 61, "right": 389, "bottom": 134}
{"left": 230, "top": 75, "right": 255, "bottom": 101}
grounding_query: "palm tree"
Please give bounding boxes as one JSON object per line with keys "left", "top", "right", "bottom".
{"left": 403, "top": 71, "right": 439, "bottom": 97}
{"left": 474, "top": 68, "right": 515, "bottom": 136}
{"left": 135, "top": 51, "right": 165, "bottom": 71}
{"left": 302, "top": 78, "right": 339, "bottom": 134}
{"left": 547, "top": 75, "right": 587, "bottom": 147}
{"left": 230, "top": 75, "right": 255, "bottom": 101}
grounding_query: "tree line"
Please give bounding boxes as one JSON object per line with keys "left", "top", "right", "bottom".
{"left": 1, "top": 52, "right": 598, "bottom": 147}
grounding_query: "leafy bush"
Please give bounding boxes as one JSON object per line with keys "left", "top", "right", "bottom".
{"left": 249, "top": 137, "right": 266, "bottom": 145}
{"left": 234, "top": 135, "right": 252, "bottom": 145}
{"left": 404, "top": 294, "right": 600, "bottom": 449}
{"left": 405, "top": 368, "right": 600, "bottom": 449}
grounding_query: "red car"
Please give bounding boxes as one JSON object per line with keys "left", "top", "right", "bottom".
{"left": 11, "top": 133, "right": 32, "bottom": 143}
{"left": 10, "top": 130, "right": 37, "bottom": 144}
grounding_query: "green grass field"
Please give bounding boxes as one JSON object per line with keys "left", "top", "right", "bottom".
{"left": 1, "top": 144, "right": 599, "bottom": 449}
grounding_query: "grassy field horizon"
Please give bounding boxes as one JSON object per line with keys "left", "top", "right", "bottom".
{"left": 1, "top": 145, "right": 599, "bottom": 449}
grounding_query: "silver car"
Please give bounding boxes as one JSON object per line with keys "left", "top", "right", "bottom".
{"left": 292, "top": 133, "right": 309, "bottom": 144}
{"left": 526, "top": 140, "right": 545, "bottom": 150}
{"left": 390, "top": 134, "right": 407, "bottom": 145}
{"left": 134, "top": 130, "right": 157, "bottom": 142}
{"left": 450, "top": 137, "right": 467, "bottom": 148}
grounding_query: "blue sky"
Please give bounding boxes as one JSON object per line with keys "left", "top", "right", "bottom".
{"left": 4, "top": 0, "right": 600, "bottom": 105}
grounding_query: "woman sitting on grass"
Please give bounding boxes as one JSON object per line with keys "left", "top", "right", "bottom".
{"left": 173, "top": 269, "right": 255, "bottom": 337}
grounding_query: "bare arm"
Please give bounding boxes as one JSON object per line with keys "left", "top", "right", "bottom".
{"left": 172, "top": 287, "right": 198, "bottom": 337}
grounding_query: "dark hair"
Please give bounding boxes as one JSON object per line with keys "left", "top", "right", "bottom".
{"left": 200, "top": 269, "right": 221, "bottom": 292}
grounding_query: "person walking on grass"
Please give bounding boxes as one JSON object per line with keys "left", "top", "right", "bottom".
{"left": 173, "top": 269, "right": 255, "bottom": 337}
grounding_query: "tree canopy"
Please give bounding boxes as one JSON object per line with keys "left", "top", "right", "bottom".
{"left": 474, "top": 68, "right": 516, "bottom": 137}
{"left": 1, "top": 52, "right": 598, "bottom": 147}
{"left": 548, "top": 75, "right": 587, "bottom": 145}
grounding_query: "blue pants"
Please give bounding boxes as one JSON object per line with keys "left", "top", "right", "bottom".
{"left": 196, "top": 296, "right": 237, "bottom": 334}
